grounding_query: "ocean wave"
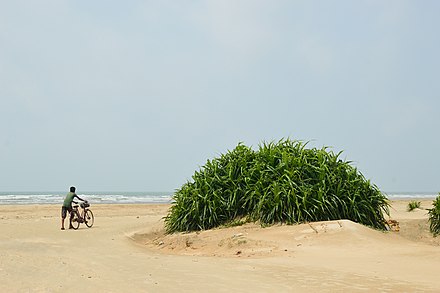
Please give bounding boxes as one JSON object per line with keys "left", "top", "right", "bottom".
{"left": 386, "top": 192, "right": 438, "bottom": 200}
{"left": 0, "top": 192, "right": 172, "bottom": 205}
{"left": 0, "top": 191, "right": 437, "bottom": 205}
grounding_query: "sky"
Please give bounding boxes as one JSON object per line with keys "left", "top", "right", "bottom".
{"left": 1, "top": 1, "right": 439, "bottom": 193}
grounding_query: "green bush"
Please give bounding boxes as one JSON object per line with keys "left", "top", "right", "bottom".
{"left": 407, "top": 201, "right": 421, "bottom": 212}
{"left": 428, "top": 194, "right": 440, "bottom": 237}
{"left": 164, "top": 139, "right": 390, "bottom": 233}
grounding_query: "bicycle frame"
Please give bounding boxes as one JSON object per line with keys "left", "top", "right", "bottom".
{"left": 71, "top": 205, "right": 85, "bottom": 223}
{"left": 70, "top": 202, "right": 94, "bottom": 230}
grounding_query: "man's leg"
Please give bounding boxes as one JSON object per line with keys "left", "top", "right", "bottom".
{"left": 61, "top": 207, "right": 66, "bottom": 230}
{"left": 69, "top": 208, "right": 74, "bottom": 229}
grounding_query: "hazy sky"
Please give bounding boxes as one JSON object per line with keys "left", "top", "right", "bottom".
{"left": 1, "top": 1, "right": 439, "bottom": 193}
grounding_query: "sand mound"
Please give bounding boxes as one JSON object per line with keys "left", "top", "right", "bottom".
{"left": 130, "top": 219, "right": 397, "bottom": 258}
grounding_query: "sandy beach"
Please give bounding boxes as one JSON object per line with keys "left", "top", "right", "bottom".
{"left": 1, "top": 200, "right": 439, "bottom": 292}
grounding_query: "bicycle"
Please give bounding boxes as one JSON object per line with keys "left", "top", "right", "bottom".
{"left": 70, "top": 201, "right": 94, "bottom": 230}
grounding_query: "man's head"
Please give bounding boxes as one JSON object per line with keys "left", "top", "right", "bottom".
{"left": 70, "top": 186, "right": 76, "bottom": 192}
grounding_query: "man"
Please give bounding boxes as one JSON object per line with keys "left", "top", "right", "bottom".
{"left": 61, "top": 186, "right": 85, "bottom": 230}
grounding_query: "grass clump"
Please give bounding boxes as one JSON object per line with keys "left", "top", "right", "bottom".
{"left": 428, "top": 194, "right": 440, "bottom": 237}
{"left": 407, "top": 201, "right": 421, "bottom": 212}
{"left": 164, "top": 139, "right": 390, "bottom": 233}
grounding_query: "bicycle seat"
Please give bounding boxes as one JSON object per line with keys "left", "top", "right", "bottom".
{"left": 73, "top": 205, "right": 79, "bottom": 208}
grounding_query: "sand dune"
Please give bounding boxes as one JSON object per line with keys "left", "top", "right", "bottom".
{"left": 0, "top": 200, "right": 439, "bottom": 292}
{"left": 134, "top": 219, "right": 396, "bottom": 258}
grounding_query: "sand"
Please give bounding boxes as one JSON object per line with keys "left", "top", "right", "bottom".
{"left": 1, "top": 200, "right": 439, "bottom": 292}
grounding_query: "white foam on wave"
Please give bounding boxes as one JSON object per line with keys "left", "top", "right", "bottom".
{"left": 1, "top": 192, "right": 437, "bottom": 205}
{"left": 386, "top": 192, "right": 438, "bottom": 199}
{"left": 0, "top": 192, "right": 172, "bottom": 205}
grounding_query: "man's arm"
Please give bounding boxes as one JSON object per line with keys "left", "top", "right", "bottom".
{"left": 73, "top": 194, "right": 86, "bottom": 202}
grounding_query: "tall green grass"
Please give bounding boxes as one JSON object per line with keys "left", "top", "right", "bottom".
{"left": 164, "top": 139, "right": 390, "bottom": 233}
{"left": 428, "top": 194, "right": 440, "bottom": 237}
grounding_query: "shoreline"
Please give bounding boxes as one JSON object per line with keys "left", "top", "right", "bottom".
{"left": 0, "top": 202, "right": 171, "bottom": 206}
{"left": 0, "top": 195, "right": 437, "bottom": 206}
{"left": 0, "top": 191, "right": 437, "bottom": 206}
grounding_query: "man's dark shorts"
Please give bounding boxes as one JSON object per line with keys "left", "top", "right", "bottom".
{"left": 61, "top": 206, "right": 72, "bottom": 219}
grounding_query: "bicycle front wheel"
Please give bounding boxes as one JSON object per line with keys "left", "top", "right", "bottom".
{"left": 70, "top": 211, "right": 80, "bottom": 230}
{"left": 84, "top": 209, "right": 94, "bottom": 228}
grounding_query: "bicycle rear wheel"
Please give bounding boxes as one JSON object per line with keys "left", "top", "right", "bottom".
{"left": 84, "top": 209, "right": 94, "bottom": 228}
{"left": 70, "top": 211, "right": 80, "bottom": 230}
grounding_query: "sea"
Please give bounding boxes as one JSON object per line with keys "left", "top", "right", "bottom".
{"left": 0, "top": 191, "right": 173, "bottom": 205}
{"left": 0, "top": 191, "right": 437, "bottom": 205}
